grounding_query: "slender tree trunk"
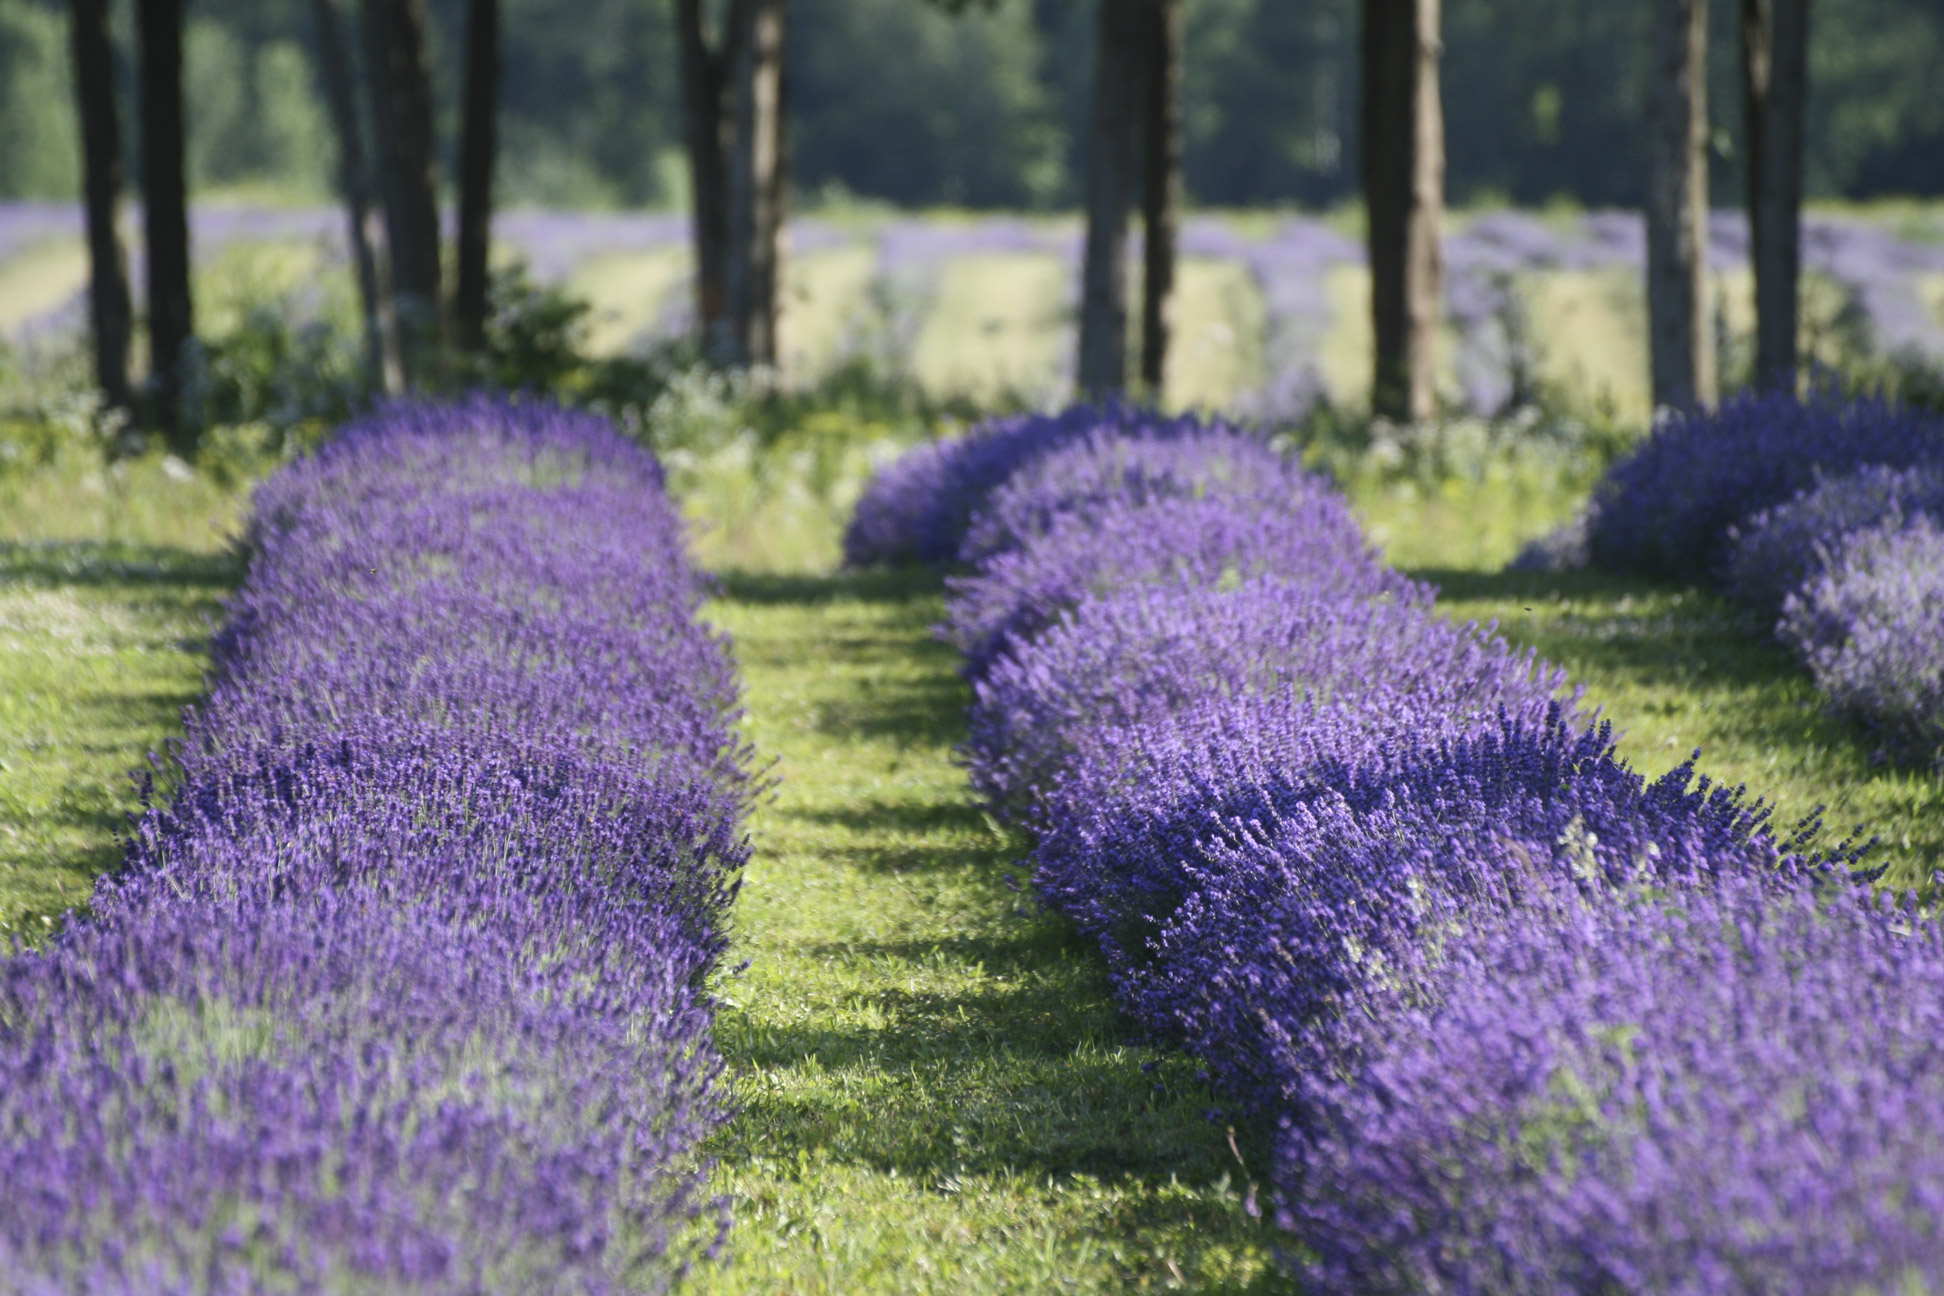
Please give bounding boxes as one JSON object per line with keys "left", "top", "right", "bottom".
{"left": 1139, "top": 0, "right": 1183, "bottom": 397}
{"left": 1741, "top": 0, "right": 1808, "bottom": 390}
{"left": 1078, "top": 0, "right": 1142, "bottom": 396}
{"left": 1362, "top": 0, "right": 1444, "bottom": 423}
{"left": 454, "top": 0, "right": 499, "bottom": 354}
{"left": 1647, "top": 0, "right": 1714, "bottom": 410}
{"left": 311, "top": 0, "right": 402, "bottom": 393}
{"left": 722, "top": 0, "right": 786, "bottom": 367}
{"left": 676, "top": 0, "right": 730, "bottom": 348}
{"left": 70, "top": 0, "right": 134, "bottom": 416}
{"left": 138, "top": 0, "right": 194, "bottom": 449}
{"left": 362, "top": 0, "right": 443, "bottom": 381}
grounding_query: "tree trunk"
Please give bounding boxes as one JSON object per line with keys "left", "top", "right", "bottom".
{"left": 1362, "top": 0, "right": 1444, "bottom": 423}
{"left": 70, "top": 0, "right": 134, "bottom": 416}
{"left": 1078, "top": 0, "right": 1142, "bottom": 396}
{"left": 1741, "top": 0, "right": 1808, "bottom": 390}
{"left": 138, "top": 0, "right": 194, "bottom": 450}
{"left": 721, "top": 0, "right": 786, "bottom": 367}
{"left": 1138, "top": 0, "right": 1183, "bottom": 397}
{"left": 454, "top": 0, "right": 499, "bottom": 354}
{"left": 311, "top": 0, "right": 402, "bottom": 394}
{"left": 676, "top": 0, "right": 730, "bottom": 348}
{"left": 1647, "top": 0, "right": 1714, "bottom": 410}
{"left": 361, "top": 0, "right": 443, "bottom": 381}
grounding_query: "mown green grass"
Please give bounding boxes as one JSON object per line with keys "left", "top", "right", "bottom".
{"left": 0, "top": 458, "right": 244, "bottom": 940}
{"left": 694, "top": 568, "right": 1277, "bottom": 1294}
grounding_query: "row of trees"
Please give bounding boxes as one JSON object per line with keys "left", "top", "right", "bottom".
{"left": 803, "top": 0, "right": 1807, "bottom": 415}
{"left": 1093, "top": 0, "right": 1811, "bottom": 415}
{"left": 68, "top": 0, "right": 795, "bottom": 451}
{"left": 70, "top": 0, "right": 490, "bottom": 444}
{"left": 66, "top": 0, "right": 1821, "bottom": 443}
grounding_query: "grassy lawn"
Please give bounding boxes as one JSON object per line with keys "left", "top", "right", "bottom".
{"left": 0, "top": 459, "right": 244, "bottom": 941}
{"left": 695, "top": 568, "right": 1276, "bottom": 1294}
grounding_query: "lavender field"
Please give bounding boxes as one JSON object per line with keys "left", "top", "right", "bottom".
{"left": 5, "top": 201, "right": 1943, "bottom": 417}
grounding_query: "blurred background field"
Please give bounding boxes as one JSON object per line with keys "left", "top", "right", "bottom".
{"left": 6, "top": 201, "right": 1944, "bottom": 424}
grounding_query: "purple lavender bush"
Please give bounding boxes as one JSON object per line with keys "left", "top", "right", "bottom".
{"left": 856, "top": 399, "right": 1928, "bottom": 1293}
{"left": 0, "top": 397, "right": 750, "bottom": 1293}
{"left": 956, "top": 423, "right": 1299, "bottom": 564}
{"left": 1119, "top": 716, "right": 1849, "bottom": 1129}
{"left": 1584, "top": 392, "right": 1944, "bottom": 580}
{"left": 1722, "top": 462, "right": 1944, "bottom": 623}
{"left": 944, "top": 486, "right": 1386, "bottom": 683}
{"left": 960, "top": 569, "right": 1566, "bottom": 825}
{"left": 1285, "top": 872, "right": 1944, "bottom": 1296}
{"left": 1779, "top": 515, "right": 1944, "bottom": 768}
{"left": 842, "top": 403, "right": 1235, "bottom": 567}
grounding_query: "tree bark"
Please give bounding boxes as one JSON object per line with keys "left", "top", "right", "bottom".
{"left": 1362, "top": 0, "right": 1444, "bottom": 423}
{"left": 361, "top": 0, "right": 443, "bottom": 380}
{"left": 1138, "top": 0, "right": 1183, "bottom": 397}
{"left": 1647, "top": 0, "right": 1714, "bottom": 410}
{"left": 454, "top": 0, "right": 499, "bottom": 354}
{"left": 721, "top": 0, "right": 786, "bottom": 367}
{"left": 676, "top": 0, "right": 731, "bottom": 349}
{"left": 138, "top": 0, "right": 194, "bottom": 449}
{"left": 70, "top": 0, "right": 134, "bottom": 416}
{"left": 1741, "top": 0, "right": 1808, "bottom": 390}
{"left": 1078, "top": 0, "right": 1142, "bottom": 396}
{"left": 311, "top": 0, "right": 402, "bottom": 394}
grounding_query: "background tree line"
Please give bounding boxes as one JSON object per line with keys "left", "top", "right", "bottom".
{"left": 2, "top": 0, "right": 1939, "bottom": 211}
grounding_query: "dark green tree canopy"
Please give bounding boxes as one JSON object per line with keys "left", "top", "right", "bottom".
{"left": 2, "top": 0, "right": 1937, "bottom": 206}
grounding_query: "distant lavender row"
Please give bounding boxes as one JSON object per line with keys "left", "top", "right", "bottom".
{"left": 1587, "top": 392, "right": 1944, "bottom": 766}
{"left": 852, "top": 405, "right": 1941, "bottom": 1291}
{"left": 0, "top": 398, "right": 752, "bottom": 1292}
{"left": 10, "top": 202, "right": 1943, "bottom": 415}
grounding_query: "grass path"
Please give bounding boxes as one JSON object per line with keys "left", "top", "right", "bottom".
{"left": 695, "top": 567, "right": 1276, "bottom": 1295}
{"left": 0, "top": 465, "right": 243, "bottom": 940}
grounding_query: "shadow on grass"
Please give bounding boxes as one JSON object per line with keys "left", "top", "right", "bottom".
{"left": 713, "top": 564, "right": 1281, "bottom": 1289}
{"left": 714, "top": 564, "right": 946, "bottom": 609}
{"left": 1, "top": 540, "right": 237, "bottom": 943}
{"left": 718, "top": 914, "right": 1261, "bottom": 1184}
{"left": 0, "top": 539, "right": 243, "bottom": 592}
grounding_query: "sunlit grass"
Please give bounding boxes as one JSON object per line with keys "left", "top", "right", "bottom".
{"left": 0, "top": 237, "right": 88, "bottom": 335}
{"left": 911, "top": 253, "right": 1070, "bottom": 404}
{"left": 0, "top": 460, "right": 243, "bottom": 940}
{"left": 781, "top": 245, "right": 879, "bottom": 384}
{"left": 1165, "top": 258, "right": 1266, "bottom": 414}
{"left": 566, "top": 246, "right": 691, "bottom": 356}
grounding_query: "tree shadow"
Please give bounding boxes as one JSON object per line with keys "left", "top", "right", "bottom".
{"left": 712, "top": 564, "right": 944, "bottom": 609}
{"left": 0, "top": 539, "right": 243, "bottom": 592}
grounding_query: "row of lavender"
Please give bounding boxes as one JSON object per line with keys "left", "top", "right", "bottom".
{"left": 0, "top": 399, "right": 751, "bottom": 1292}
{"left": 848, "top": 406, "right": 1944, "bottom": 1291}
{"left": 1583, "top": 393, "right": 1944, "bottom": 768}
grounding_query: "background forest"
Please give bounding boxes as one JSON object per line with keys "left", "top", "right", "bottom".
{"left": 1, "top": 0, "right": 1940, "bottom": 211}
